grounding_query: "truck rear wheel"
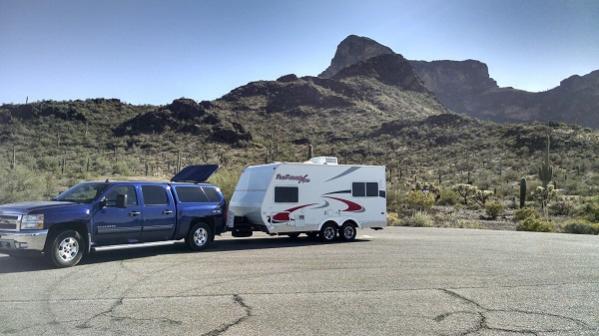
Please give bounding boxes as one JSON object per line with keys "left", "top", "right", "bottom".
{"left": 187, "top": 223, "right": 213, "bottom": 251}
{"left": 47, "top": 230, "right": 84, "bottom": 268}
{"left": 319, "top": 223, "right": 338, "bottom": 242}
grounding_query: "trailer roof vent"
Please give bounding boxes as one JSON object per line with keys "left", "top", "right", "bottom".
{"left": 307, "top": 156, "right": 338, "bottom": 165}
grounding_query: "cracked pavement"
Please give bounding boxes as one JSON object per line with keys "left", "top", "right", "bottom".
{"left": 1, "top": 227, "right": 598, "bottom": 335}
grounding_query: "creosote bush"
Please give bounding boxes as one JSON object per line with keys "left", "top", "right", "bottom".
{"left": 516, "top": 216, "right": 554, "bottom": 232}
{"left": 401, "top": 211, "right": 433, "bottom": 227}
{"left": 484, "top": 201, "right": 504, "bottom": 220}
{"left": 562, "top": 220, "right": 599, "bottom": 235}
{"left": 405, "top": 190, "right": 435, "bottom": 211}
{"left": 437, "top": 188, "right": 459, "bottom": 206}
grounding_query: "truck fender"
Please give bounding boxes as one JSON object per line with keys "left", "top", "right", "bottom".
{"left": 45, "top": 220, "right": 92, "bottom": 253}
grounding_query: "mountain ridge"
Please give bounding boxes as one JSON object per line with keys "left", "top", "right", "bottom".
{"left": 320, "top": 35, "right": 599, "bottom": 128}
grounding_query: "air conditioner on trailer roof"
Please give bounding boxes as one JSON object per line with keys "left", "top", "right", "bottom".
{"left": 306, "top": 156, "right": 338, "bottom": 165}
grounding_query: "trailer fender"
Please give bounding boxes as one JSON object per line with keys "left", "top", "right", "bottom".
{"left": 341, "top": 218, "right": 361, "bottom": 229}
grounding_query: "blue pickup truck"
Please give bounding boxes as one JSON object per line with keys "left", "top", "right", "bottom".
{"left": 0, "top": 165, "right": 225, "bottom": 267}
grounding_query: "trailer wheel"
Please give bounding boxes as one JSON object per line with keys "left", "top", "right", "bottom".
{"left": 319, "top": 223, "right": 338, "bottom": 242}
{"left": 186, "top": 223, "right": 213, "bottom": 251}
{"left": 340, "top": 222, "right": 357, "bottom": 241}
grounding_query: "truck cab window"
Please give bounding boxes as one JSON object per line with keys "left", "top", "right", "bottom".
{"left": 142, "top": 186, "right": 169, "bottom": 205}
{"left": 106, "top": 186, "right": 138, "bottom": 207}
{"left": 202, "top": 187, "right": 221, "bottom": 202}
{"left": 274, "top": 186, "right": 298, "bottom": 203}
{"left": 175, "top": 186, "right": 208, "bottom": 202}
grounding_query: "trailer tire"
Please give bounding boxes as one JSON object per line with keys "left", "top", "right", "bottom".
{"left": 186, "top": 223, "right": 213, "bottom": 251}
{"left": 340, "top": 222, "right": 357, "bottom": 241}
{"left": 319, "top": 222, "right": 338, "bottom": 242}
{"left": 46, "top": 230, "right": 85, "bottom": 268}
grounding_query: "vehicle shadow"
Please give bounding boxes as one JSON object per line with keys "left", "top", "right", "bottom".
{"left": 0, "top": 236, "right": 369, "bottom": 273}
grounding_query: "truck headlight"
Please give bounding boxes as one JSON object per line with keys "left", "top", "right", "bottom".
{"left": 21, "top": 214, "right": 45, "bottom": 230}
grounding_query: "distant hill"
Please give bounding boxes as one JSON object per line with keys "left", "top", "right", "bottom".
{"left": 0, "top": 34, "right": 597, "bottom": 204}
{"left": 321, "top": 35, "right": 599, "bottom": 128}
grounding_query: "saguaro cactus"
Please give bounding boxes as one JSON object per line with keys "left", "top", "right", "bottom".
{"left": 538, "top": 135, "right": 553, "bottom": 188}
{"left": 519, "top": 177, "right": 527, "bottom": 208}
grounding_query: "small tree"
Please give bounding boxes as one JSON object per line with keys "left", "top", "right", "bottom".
{"left": 453, "top": 184, "right": 478, "bottom": 205}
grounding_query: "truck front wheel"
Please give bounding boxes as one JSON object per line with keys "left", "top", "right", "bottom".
{"left": 186, "top": 223, "right": 213, "bottom": 251}
{"left": 47, "top": 230, "right": 85, "bottom": 268}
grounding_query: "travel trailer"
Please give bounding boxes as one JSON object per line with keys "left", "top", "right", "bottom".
{"left": 227, "top": 157, "right": 386, "bottom": 242}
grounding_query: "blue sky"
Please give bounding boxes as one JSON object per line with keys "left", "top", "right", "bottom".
{"left": 1, "top": 0, "right": 598, "bottom": 105}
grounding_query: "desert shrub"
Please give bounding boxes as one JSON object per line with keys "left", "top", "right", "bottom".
{"left": 401, "top": 211, "right": 433, "bottom": 227}
{"left": 485, "top": 201, "right": 504, "bottom": 220}
{"left": 580, "top": 197, "right": 599, "bottom": 222}
{"left": 548, "top": 200, "right": 574, "bottom": 216}
{"left": 437, "top": 188, "right": 459, "bottom": 205}
{"left": 516, "top": 216, "right": 554, "bottom": 232}
{"left": 452, "top": 184, "right": 478, "bottom": 205}
{"left": 562, "top": 220, "right": 599, "bottom": 235}
{"left": 208, "top": 168, "right": 241, "bottom": 201}
{"left": 0, "top": 166, "right": 47, "bottom": 203}
{"left": 387, "top": 212, "right": 401, "bottom": 226}
{"left": 514, "top": 207, "right": 540, "bottom": 221}
{"left": 405, "top": 190, "right": 435, "bottom": 211}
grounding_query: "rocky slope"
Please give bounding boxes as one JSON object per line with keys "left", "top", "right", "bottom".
{"left": 320, "top": 35, "right": 599, "bottom": 128}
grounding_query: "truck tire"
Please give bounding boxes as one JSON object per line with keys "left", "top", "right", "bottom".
{"left": 319, "top": 223, "right": 338, "bottom": 242}
{"left": 340, "top": 222, "right": 357, "bottom": 241}
{"left": 186, "top": 223, "right": 213, "bottom": 251}
{"left": 46, "top": 230, "right": 85, "bottom": 268}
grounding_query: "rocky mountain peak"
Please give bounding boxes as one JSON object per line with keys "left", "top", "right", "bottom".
{"left": 319, "top": 35, "right": 394, "bottom": 79}
{"left": 332, "top": 53, "right": 429, "bottom": 93}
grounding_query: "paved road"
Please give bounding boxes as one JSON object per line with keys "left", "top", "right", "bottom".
{"left": 0, "top": 227, "right": 598, "bottom": 336}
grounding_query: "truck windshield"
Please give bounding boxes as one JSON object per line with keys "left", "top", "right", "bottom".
{"left": 55, "top": 182, "right": 108, "bottom": 203}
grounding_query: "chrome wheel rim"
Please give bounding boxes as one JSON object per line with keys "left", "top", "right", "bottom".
{"left": 343, "top": 226, "right": 355, "bottom": 239}
{"left": 323, "top": 227, "right": 336, "bottom": 240}
{"left": 193, "top": 227, "right": 208, "bottom": 247}
{"left": 57, "top": 237, "right": 79, "bottom": 262}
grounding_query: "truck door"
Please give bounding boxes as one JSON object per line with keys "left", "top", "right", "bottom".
{"left": 140, "top": 185, "right": 176, "bottom": 242}
{"left": 94, "top": 185, "right": 142, "bottom": 245}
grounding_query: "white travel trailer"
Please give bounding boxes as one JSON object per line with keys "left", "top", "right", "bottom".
{"left": 227, "top": 157, "right": 386, "bottom": 242}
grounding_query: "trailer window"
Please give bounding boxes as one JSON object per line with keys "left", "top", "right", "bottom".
{"left": 274, "top": 187, "right": 298, "bottom": 203}
{"left": 366, "top": 183, "right": 379, "bottom": 197}
{"left": 352, "top": 182, "right": 366, "bottom": 197}
{"left": 352, "top": 182, "right": 379, "bottom": 197}
{"left": 176, "top": 186, "right": 208, "bottom": 203}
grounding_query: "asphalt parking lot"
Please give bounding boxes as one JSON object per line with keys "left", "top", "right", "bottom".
{"left": 0, "top": 227, "right": 598, "bottom": 336}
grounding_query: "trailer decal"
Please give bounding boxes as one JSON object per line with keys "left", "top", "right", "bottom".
{"left": 325, "top": 166, "right": 360, "bottom": 182}
{"left": 312, "top": 200, "right": 330, "bottom": 209}
{"left": 272, "top": 203, "right": 317, "bottom": 223}
{"left": 323, "top": 190, "right": 351, "bottom": 195}
{"left": 324, "top": 196, "right": 365, "bottom": 212}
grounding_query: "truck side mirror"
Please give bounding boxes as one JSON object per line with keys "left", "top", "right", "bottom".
{"left": 116, "top": 194, "right": 128, "bottom": 208}
{"left": 99, "top": 197, "right": 107, "bottom": 209}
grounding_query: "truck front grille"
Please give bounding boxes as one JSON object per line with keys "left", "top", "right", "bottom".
{"left": 0, "top": 215, "right": 20, "bottom": 231}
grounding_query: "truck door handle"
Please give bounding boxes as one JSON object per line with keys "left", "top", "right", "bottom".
{"left": 163, "top": 210, "right": 174, "bottom": 215}
{"left": 129, "top": 211, "right": 141, "bottom": 217}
